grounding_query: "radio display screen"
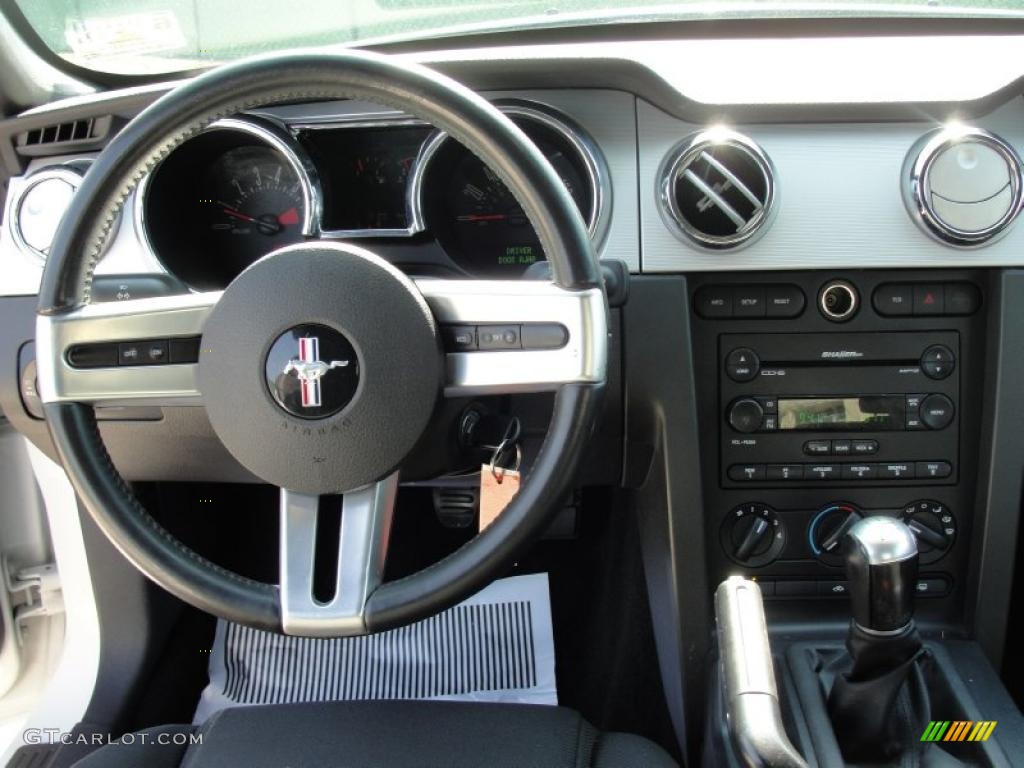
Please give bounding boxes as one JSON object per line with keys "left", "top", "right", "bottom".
{"left": 777, "top": 396, "right": 906, "bottom": 431}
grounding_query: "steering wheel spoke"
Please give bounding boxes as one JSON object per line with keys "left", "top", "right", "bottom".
{"left": 279, "top": 474, "right": 398, "bottom": 636}
{"left": 35, "top": 291, "right": 220, "bottom": 406}
{"left": 414, "top": 278, "right": 606, "bottom": 396}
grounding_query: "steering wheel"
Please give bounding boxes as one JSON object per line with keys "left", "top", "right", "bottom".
{"left": 34, "top": 51, "right": 608, "bottom": 637}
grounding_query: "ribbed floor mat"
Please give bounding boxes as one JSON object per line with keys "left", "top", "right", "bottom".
{"left": 194, "top": 574, "right": 556, "bottom": 722}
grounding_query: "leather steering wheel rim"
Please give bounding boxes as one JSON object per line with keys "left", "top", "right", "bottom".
{"left": 36, "top": 50, "right": 607, "bottom": 635}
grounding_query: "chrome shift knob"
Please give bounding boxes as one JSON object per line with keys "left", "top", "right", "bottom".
{"left": 843, "top": 517, "right": 918, "bottom": 633}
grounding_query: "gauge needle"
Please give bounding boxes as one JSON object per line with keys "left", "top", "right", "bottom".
{"left": 218, "top": 204, "right": 257, "bottom": 223}
{"left": 278, "top": 207, "right": 299, "bottom": 226}
{"left": 456, "top": 213, "right": 508, "bottom": 222}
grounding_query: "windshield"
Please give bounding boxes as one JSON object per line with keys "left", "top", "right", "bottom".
{"left": 13, "top": 0, "right": 1024, "bottom": 76}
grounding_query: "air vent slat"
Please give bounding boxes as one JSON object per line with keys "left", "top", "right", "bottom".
{"left": 16, "top": 117, "right": 109, "bottom": 156}
{"left": 659, "top": 129, "right": 776, "bottom": 250}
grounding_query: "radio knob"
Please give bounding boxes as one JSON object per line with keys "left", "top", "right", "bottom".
{"left": 920, "top": 394, "right": 955, "bottom": 430}
{"left": 728, "top": 398, "right": 764, "bottom": 433}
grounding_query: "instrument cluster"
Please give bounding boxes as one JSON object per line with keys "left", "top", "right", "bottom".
{"left": 138, "top": 101, "right": 609, "bottom": 289}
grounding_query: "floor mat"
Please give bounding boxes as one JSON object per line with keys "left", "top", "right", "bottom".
{"left": 194, "top": 573, "right": 555, "bottom": 722}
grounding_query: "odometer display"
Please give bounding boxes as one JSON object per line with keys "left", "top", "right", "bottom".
{"left": 422, "top": 118, "right": 594, "bottom": 277}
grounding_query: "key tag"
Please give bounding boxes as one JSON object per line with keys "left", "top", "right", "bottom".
{"left": 480, "top": 429, "right": 522, "bottom": 532}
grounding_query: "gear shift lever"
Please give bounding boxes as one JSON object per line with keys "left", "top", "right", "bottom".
{"left": 844, "top": 516, "right": 918, "bottom": 633}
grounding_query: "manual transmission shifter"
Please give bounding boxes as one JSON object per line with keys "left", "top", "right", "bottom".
{"left": 827, "top": 518, "right": 965, "bottom": 766}
{"left": 844, "top": 516, "right": 918, "bottom": 633}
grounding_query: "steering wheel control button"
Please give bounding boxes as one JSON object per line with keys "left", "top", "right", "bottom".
{"left": 920, "top": 394, "right": 955, "bottom": 430}
{"left": 118, "top": 340, "right": 168, "bottom": 366}
{"left": 67, "top": 342, "right": 119, "bottom": 368}
{"left": 725, "top": 347, "right": 759, "bottom": 382}
{"left": 168, "top": 337, "right": 201, "bottom": 364}
{"left": 818, "top": 280, "right": 859, "bottom": 322}
{"left": 266, "top": 324, "right": 360, "bottom": 420}
{"left": 920, "top": 345, "right": 955, "bottom": 380}
{"left": 478, "top": 325, "right": 521, "bottom": 350}
{"left": 521, "top": 324, "right": 569, "bottom": 350}
{"left": 728, "top": 398, "right": 764, "bottom": 433}
{"left": 721, "top": 503, "right": 785, "bottom": 567}
{"left": 200, "top": 243, "right": 442, "bottom": 495}
{"left": 442, "top": 325, "right": 477, "bottom": 351}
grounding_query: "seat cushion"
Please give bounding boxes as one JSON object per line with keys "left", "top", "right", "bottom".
{"left": 73, "top": 701, "right": 677, "bottom": 768}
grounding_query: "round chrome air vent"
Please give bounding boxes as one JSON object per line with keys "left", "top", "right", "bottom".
{"left": 10, "top": 164, "right": 87, "bottom": 262}
{"left": 658, "top": 128, "right": 776, "bottom": 250}
{"left": 903, "top": 125, "right": 1023, "bottom": 247}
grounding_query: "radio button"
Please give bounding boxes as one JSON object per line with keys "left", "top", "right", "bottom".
{"left": 921, "top": 394, "right": 955, "bottom": 430}
{"left": 728, "top": 464, "right": 765, "bottom": 482}
{"left": 767, "top": 464, "right": 804, "bottom": 481}
{"left": 758, "top": 396, "right": 778, "bottom": 414}
{"left": 843, "top": 463, "right": 877, "bottom": 480}
{"left": 916, "top": 461, "right": 953, "bottom": 479}
{"left": 832, "top": 439, "right": 853, "bottom": 455}
{"left": 804, "top": 440, "right": 832, "bottom": 456}
{"left": 906, "top": 394, "right": 926, "bottom": 430}
{"left": 880, "top": 462, "right": 915, "bottom": 479}
{"left": 807, "top": 464, "right": 840, "bottom": 480}
{"left": 725, "top": 348, "right": 760, "bottom": 382}
{"left": 921, "top": 345, "right": 956, "bottom": 381}
{"left": 852, "top": 439, "right": 879, "bottom": 455}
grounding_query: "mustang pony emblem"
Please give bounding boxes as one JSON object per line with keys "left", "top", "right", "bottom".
{"left": 282, "top": 336, "right": 349, "bottom": 408}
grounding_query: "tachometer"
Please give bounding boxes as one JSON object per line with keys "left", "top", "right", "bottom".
{"left": 419, "top": 105, "right": 607, "bottom": 278}
{"left": 200, "top": 146, "right": 305, "bottom": 265}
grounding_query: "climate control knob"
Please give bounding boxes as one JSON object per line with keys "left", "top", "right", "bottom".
{"left": 808, "top": 502, "right": 863, "bottom": 566}
{"left": 721, "top": 503, "right": 786, "bottom": 567}
{"left": 728, "top": 398, "right": 764, "bottom": 433}
{"left": 901, "top": 500, "right": 956, "bottom": 564}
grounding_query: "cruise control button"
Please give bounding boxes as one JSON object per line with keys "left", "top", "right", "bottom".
{"left": 725, "top": 348, "right": 760, "bottom": 382}
{"left": 478, "top": 325, "right": 521, "bottom": 350}
{"left": 765, "top": 285, "right": 806, "bottom": 318}
{"left": 852, "top": 439, "right": 878, "bottom": 455}
{"left": 873, "top": 284, "right": 913, "bottom": 316}
{"left": 142, "top": 340, "right": 168, "bottom": 365}
{"left": 443, "top": 325, "right": 477, "bottom": 350}
{"left": 880, "top": 462, "right": 915, "bottom": 479}
{"left": 696, "top": 286, "right": 733, "bottom": 318}
{"left": 168, "top": 337, "right": 201, "bottom": 364}
{"left": 118, "top": 342, "right": 143, "bottom": 366}
{"left": 728, "top": 464, "right": 765, "bottom": 482}
{"left": 804, "top": 440, "right": 832, "bottom": 456}
{"left": 843, "top": 463, "right": 877, "bottom": 480}
{"left": 67, "top": 343, "right": 119, "bottom": 368}
{"left": 921, "top": 394, "right": 955, "bottom": 430}
{"left": 767, "top": 464, "right": 804, "bottom": 481}
{"left": 521, "top": 324, "right": 568, "bottom": 350}
{"left": 806, "top": 464, "right": 840, "bottom": 480}
{"left": 916, "top": 461, "right": 952, "bottom": 479}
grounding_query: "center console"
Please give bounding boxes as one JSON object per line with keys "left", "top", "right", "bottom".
{"left": 690, "top": 269, "right": 988, "bottom": 627}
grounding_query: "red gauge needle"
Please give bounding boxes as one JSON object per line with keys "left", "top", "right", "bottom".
{"left": 456, "top": 213, "right": 507, "bottom": 222}
{"left": 219, "top": 204, "right": 257, "bottom": 223}
{"left": 278, "top": 207, "right": 299, "bottom": 226}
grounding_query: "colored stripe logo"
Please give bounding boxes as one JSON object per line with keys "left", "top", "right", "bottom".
{"left": 921, "top": 720, "right": 997, "bottom": 742}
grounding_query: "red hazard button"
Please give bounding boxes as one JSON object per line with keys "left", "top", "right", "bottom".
{"left": 914, "top": 284, "right": 945, "bottom": 315}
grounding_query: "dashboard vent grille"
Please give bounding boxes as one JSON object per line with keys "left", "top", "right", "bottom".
{"left": 15, "top": 116, "right": 112, "bottom": 156}
{"left": 660, "top": 130, "right": 776, "bottom": 249}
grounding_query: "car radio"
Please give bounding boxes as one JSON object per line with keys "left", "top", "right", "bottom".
{"left": 720, "top": 331, "right": 959, "bottom": 486}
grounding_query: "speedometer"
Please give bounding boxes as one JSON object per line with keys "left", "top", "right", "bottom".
{"left": 419, "top": 104, "right": 608, "bottom": 278}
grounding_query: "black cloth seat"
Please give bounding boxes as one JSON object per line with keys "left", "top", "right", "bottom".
{"left": 73, "top": 700, "right": 678, "bottom": 768}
